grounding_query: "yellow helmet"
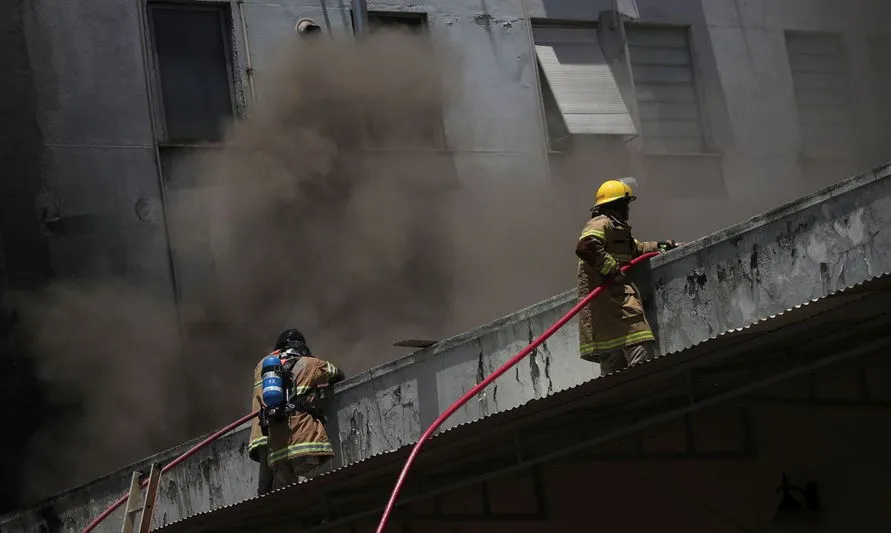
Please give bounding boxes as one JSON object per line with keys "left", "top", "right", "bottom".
{"left": 594, "top": 178, "right": 637, "bottom": 207}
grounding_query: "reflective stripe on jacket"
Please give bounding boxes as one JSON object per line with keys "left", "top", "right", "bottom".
{"left": 576, "top": 214, "right": 659, "bottom": 362}
{"left": 248, "top": 359, "right": 267, "bottom": 462}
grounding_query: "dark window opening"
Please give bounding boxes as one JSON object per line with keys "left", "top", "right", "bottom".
{"left": 148, "top": 2, "right": 235, "bottom": 143}
{"left": 362, "top": 11, "right": 428, "bottom": 33}
{"left": 350, "top": 11, "right": 444, "bottom": 149}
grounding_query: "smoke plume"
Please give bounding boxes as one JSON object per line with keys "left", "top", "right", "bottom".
{"left": 16, "top": 30, "right": 577, "bottom": 500}
{"left": 16, "top": 11, "right": 891, "bottom": 502}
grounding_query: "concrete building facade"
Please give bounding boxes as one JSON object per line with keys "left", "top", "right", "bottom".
{"left": 2, "top": 0, "right": 891, "bottom": 527}
{"left": 5, "top": 0, "right": 890, "bottom": 314}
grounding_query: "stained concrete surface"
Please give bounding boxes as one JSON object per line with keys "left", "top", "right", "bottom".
{"left": 2, "top": 162, "right": 889, "bottom": 533}
{"left": 648, "top": 161, "right": 891, "bottom": 354}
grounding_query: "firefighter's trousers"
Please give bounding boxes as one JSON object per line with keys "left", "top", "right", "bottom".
{"left": 271, "top": 455, "right": 323, "bottom": 489}
{"left": 599, "top": 341, "right": 656, "bottom": 375}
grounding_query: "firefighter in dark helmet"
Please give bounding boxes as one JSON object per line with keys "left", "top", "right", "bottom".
{"left": 575, "top": 178, "right": 682, "bottom": 374}
{"left": 250, "top": 329, "right": 344, "bottom": 489}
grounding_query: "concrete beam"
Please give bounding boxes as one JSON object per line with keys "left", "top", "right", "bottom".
{"left": 2, "top": 162, "right": 889, "bottom": 532}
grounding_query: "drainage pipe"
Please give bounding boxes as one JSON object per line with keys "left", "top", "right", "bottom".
{"left": 351, "top": 0, "right": 368, "bottom": 35}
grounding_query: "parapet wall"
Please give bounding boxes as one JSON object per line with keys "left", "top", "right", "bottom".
{"left": 2, "top": 162, "right": 889, "bottom": 532}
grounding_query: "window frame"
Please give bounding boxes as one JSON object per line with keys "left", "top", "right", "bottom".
{"left": 530, "top": 20, "right": 640, "bottom": 153}
{"left": 624, "top": 22, "right": 714, "bottom": 156}
{"left": 783, "top": 29, "right": 856, "bottom": 159}
{"left": 349, "top": 10, "right": 447, "bottom": 151}
{"left": 145, "top": 1, "right": 239, "bottom": 146}
{"left": 354, "top": 10, "right": 430, "bottom": 34}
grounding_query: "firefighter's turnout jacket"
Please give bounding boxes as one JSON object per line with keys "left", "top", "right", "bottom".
{"left": 249, "top": 359, "right": 269, "bottom": 462}
{"left": 255, "top": 352, "right": 343, "bottom": 467}
{"left": 576, "top": 213, "right": 659, "bottom": 361}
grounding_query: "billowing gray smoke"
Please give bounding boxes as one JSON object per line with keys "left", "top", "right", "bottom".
{"left": 170, "top": 33, "right": 470, "bottom": 419}
{"left": 17, "top": 30, "right": 578, "bottom": 500}
{"left": 21, "top": 282, "right": 187, "bottom": 494}
{"left": 19, "top": 9, "right": 891, "bottom": 502}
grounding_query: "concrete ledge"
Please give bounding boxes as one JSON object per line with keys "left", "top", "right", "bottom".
{"left": 648, "top": 161, "right": 891, "bottom": 354}
{"left": 2, "top": 162, "right": 890, "bottom": 532}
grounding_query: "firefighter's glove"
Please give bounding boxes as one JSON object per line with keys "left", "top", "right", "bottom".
{"left": 657, "top": 240, "right": 679, "bottom": 252}
{"left": 258, "top": 405, "right": 270, "bottom": 437}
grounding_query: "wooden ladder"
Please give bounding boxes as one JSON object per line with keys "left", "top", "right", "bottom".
{"left": 120, "top": 463, "right": 161, "bottom": 533}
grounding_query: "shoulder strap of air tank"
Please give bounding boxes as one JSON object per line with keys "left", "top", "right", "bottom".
{"left": 284, "top": 356, "right": 302, "bottom": 374}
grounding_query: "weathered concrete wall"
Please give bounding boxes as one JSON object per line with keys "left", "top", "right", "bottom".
{"left": 329, "top": 288, "right": 594, "bottom": 463}
{"left": 0, "top": 428, "right": 258, "bottom": 533}
{"left": 648, "top": 162, "right": 891, "bottom": 354}
{"left": 21, "top": 0, "right": 173, "bottom": 288}
{"left": 3, "top": 162, "right": 889, "bottom": 533}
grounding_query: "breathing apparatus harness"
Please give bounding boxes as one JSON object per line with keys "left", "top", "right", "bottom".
{"left": 257, "top": 342, "right": 326, "bottom": 436}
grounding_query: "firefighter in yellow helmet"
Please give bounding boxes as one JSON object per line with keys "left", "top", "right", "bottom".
{"left": 575, "top": 178, "right": 681, "bottom": 374}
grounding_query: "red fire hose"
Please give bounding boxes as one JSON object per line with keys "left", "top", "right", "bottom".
{"left": 374, "top": 251, "right": 660, "bottom": 532}
{"left": 82, "top": 410, "right": 259, "bottom": 533}
{"left": 81, "top": 252, "right": 659, "bottom": 532}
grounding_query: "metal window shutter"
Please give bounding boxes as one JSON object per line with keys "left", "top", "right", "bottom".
{"left": 786, "top": 32, "right": 854, "bottom": 156}
{"left": 615, "top": 0, "right": 640, "bottom": 19}
{"left": 627, "top": 27, "right": 704, "bottom": 153}
{"left": 533, "top": 27, "right": 636, "bottom": 136}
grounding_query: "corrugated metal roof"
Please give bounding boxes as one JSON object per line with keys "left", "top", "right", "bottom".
{"left": 157, "top": 272, "right": 891, "bottom": 531}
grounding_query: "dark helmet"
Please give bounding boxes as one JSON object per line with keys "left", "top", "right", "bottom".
{"left": 274, "top": 329, "right": 311, "bottom": 355}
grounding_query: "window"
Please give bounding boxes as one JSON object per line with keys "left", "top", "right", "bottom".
{"left": 351, "top": 10, "right": 428, "bottom": 34}
{"left": 148, "top": 2, "right": 236, "bottom": 144}
{"left": 626, "top": 26, "right": 706, "bottom": 153}
{"left": 785, "top": 31, "right": 854, "bottom": 157}
{"left": 367, "top": 12, "right": 427, "bottom": 33}
{"left": 538, "top": 67, "right": 573, "bottom": 149}
{"left": 351, "top": 11, "right": 445, "bottom": 149}
{"left": 533, "top": 25, "right": 636, "bottom": 146}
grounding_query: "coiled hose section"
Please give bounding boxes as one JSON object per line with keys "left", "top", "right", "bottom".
{"left": 374, "top": 251, "right": 660, "bottom": 532}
